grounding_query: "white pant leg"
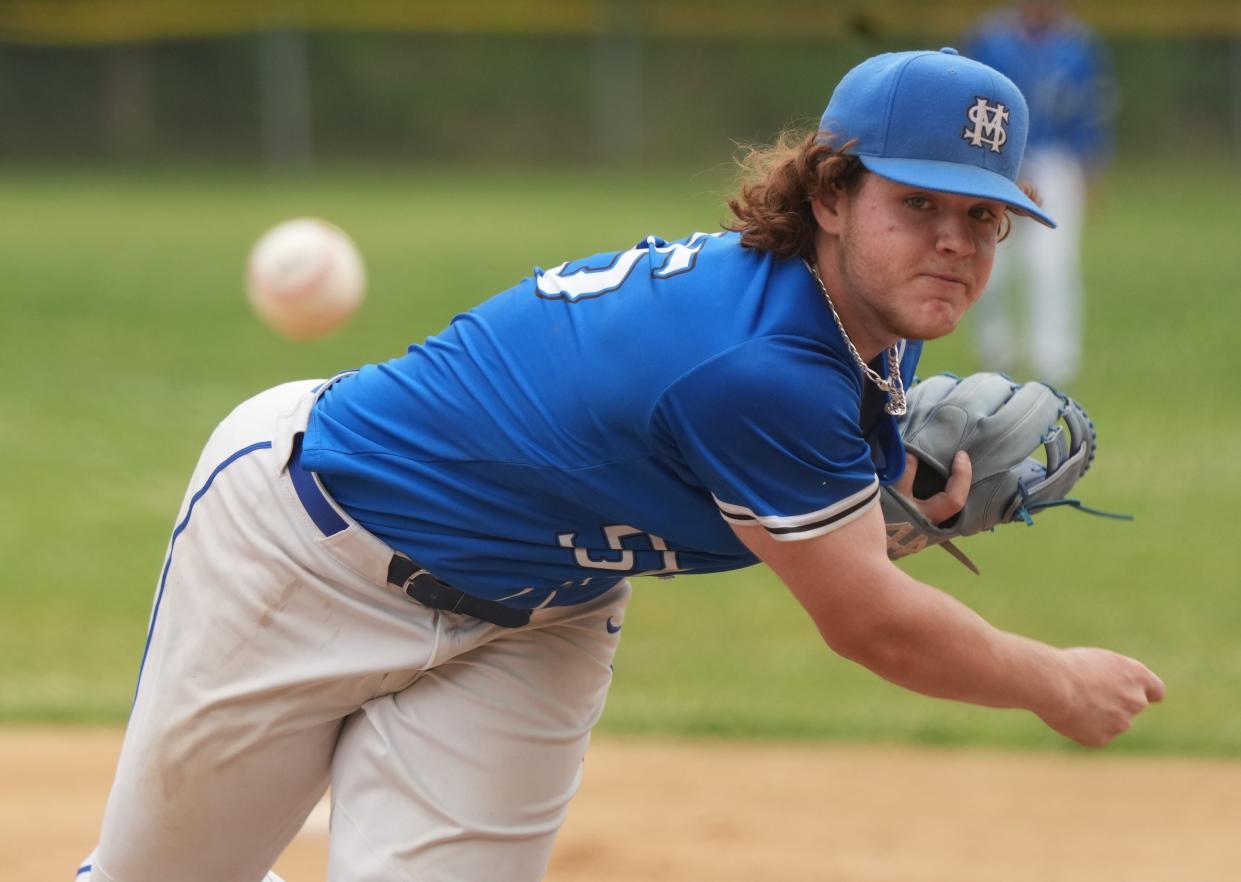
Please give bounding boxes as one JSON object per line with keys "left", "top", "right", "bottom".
{"left": 327, "top": 582, "right": 630, "bottom": 882}
{"left": 77, "top": 856, "right": 285, "bottom": 882}
{"left": 89, "top": 380, "right": 451, "bottom": 882}
{"left": 76, "top": 854, "right": 286, "bottom": 882}
{"left": 974, "top": 232, "right": 1019, "bottom": 374}
{"left": 1020, "top": 149, "right": 1087, "bottom": 387}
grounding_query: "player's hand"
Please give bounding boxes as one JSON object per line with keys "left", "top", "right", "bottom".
{"left": 1038, "top": 648, "right": 1165, "bottom": 748}
{"left": 893, "top": 451, "right": 972, "bottom": 526}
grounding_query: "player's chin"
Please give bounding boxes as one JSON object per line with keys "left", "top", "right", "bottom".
{"left": 895, "top": 302, "right": 967, "bottom": 341}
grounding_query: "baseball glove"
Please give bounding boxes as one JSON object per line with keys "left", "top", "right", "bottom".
{"left": 881, "top": 372, "right": 1122, "bottom": 572}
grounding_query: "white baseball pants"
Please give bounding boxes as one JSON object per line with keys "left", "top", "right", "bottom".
{"left": 974, "top": 147, "right": 1087, "bottom": 387}
{"left": 80, "top": 379, "right": 630, "bottom": 881}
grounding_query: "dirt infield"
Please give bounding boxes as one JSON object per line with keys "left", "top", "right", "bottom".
{"left": 7, "top": 727, "right": 1239, "bottom": 881}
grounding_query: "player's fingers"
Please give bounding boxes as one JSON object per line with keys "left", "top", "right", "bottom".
{"left": 943, "top": 450, "right": 972, "bottom": 506}
{"left": 1145, "top": 670, "right": 1166, "bottom": 703}
{"left": 918, "top": 450, "right": 971, "bottom": 523}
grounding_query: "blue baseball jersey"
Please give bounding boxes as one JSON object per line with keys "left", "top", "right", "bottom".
{"left": 303, "top": 231, "right": 920, "bottom": 608}
{"left": 965, "top": 11, "right": 1114, "bottom": 166}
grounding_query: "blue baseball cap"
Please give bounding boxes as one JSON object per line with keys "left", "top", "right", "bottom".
{"left": 820, "top": 48, "right": 1055, "bottom": 228}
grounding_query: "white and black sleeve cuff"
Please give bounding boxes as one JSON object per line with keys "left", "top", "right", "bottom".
{"left": 713, "top": 479, "right": 880, "bottom": 541}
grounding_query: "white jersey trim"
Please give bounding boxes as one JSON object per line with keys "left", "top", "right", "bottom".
{"left": 714, "top": 478, "right": 880, "bottom": 541}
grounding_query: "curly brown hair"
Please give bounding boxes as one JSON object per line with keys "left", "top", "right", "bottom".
{"left": 724, "top": 130, "right": 864, "bottom": 261}
{"left": 724, "top": 129, "right": 1038, "bottom": 256}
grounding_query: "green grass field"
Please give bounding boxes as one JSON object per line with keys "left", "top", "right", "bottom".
{"left": 2, "top": 160, "right": 1238, "bottom": 755}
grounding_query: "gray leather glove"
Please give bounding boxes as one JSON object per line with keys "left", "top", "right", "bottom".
{"left": 881, "top": 373, "right": 1106, "bottom": 572}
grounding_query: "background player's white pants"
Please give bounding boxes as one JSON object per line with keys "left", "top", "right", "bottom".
{"left": 85, "top": 380, "right": 630, "bottom": 882}
{"left": 974, "top": 147, "right": 1087, "bottom": 387}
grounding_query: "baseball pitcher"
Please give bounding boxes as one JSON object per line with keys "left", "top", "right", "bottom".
{"left": 78, "top": 49, "right": 1161, "bottom": 882}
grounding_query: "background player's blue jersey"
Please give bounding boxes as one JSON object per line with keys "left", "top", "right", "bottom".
{"left": 303, "top": 231, "right": 921, "bottom": 608}
{"left": 965, "top": 11, "right": 1114, "bottom": 166}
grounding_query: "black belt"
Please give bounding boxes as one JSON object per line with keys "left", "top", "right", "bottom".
{"left": 289, "top": 433, "right": 531, "bottom": 630}
{"left": 386, "top": 555, "right": 531, "bottom": 629}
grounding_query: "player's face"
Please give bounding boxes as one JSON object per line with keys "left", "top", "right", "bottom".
{"left": 829, "top": 174, "right": 1003, "bottom": 347}
{"left": 1020, "top": 0, "right": 1062, "bottom": 32}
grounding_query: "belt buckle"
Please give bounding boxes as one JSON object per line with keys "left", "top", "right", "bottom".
{"left": 385, "top": 554, "right": 529, "bottom": 628}
{"left": 387, "top": 556, "right": 454, "bottom": 607}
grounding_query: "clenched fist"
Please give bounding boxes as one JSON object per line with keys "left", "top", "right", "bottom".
{"left": 1038, "top": 648, "right": 1165, "bottom": 747}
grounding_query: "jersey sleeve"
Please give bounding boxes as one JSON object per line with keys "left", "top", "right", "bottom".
{"left": 651, "top": 335, "right": 880, "bottom": 542}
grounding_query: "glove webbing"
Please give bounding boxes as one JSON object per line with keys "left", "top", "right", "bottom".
{"left": 949, "top": 487, "right": 1135, "bottom": 573}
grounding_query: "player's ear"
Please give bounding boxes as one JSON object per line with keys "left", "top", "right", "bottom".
{"left": 810, "top": 184, "right": 848, "bottom": 236}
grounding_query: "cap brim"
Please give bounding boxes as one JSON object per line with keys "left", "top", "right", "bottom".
{"left": 858, "top": 155, "right": 1056, "bottom": 228}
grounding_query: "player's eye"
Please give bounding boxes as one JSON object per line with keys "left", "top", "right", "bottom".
{"left": 905, "top": 195, "right": 931, "bottom": 210}
{"left": 969, "top": 204, "right": 1000, "bottom": 222}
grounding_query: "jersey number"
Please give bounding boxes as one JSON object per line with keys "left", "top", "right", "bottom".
{"left": 557, "top": 525, "right": 681, "bottom": 576}
{"left": 535, "top": 233, "right": 716, "bottom": 302}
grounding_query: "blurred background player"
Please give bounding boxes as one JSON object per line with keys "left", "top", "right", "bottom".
{"left": 964, "top": 0, "right": 1115, "bottom": 387}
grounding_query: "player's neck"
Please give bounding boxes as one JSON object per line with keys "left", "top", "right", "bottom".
{"left": 809, "top": 258, "right": 898, "bottom": 364}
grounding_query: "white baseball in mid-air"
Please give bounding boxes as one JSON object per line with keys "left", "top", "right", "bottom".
{"left": 246, "top": 217, "right": 366, "bottom": 340}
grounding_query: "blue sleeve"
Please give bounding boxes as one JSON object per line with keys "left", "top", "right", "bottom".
{"left": 651, "top": 336, "right": 881, "bottom": 542}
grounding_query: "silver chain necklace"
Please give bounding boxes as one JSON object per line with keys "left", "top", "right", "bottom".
{"left": 803, "top": 259, "right": 907, "bottom": 416}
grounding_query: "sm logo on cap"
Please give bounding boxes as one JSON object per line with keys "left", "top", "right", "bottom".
{"left": 962, "top": 97, "right": 1009, "bottom": 153}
